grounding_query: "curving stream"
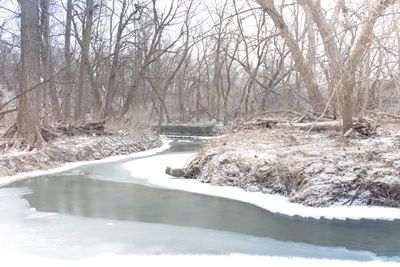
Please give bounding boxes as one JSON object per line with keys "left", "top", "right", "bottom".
{"left": 1, "top": 139, "right": 400, "bottom": 262}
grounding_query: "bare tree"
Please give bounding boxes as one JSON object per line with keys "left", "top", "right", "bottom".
{"left": 74, "top": 0, "right": 94, "bottom": 121}
{"left": 40, "top": 0, "right": 61, "bottom": 122}
{"left": 101, "top": 0, "right": 143, "bottom": 119}
{"left": 256, "top": 0, "right": 325, "bottom": 113}
{"left": 257, "top": 0, "right": 399, "bottom": 132}
{"left": 16, "top": 0, "right": 43, "bottom": 148}
{"left": 340, "top": 0, "right": 399, "bottom": 131}
{"left": 62, "top": 0, "right": 73, "bottom": 119}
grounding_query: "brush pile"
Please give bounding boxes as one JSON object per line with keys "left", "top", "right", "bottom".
{"left": 55, "top": 120, "right": 108, "bottom": 136}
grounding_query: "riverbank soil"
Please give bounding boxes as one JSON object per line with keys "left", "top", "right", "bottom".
{"left": 181, "top": 123, "right": 400, "bottom": 208}
{"left": 0, "top": 129, "right": 162, "bottom": 177}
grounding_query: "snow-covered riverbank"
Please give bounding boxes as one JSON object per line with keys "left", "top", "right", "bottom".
{"left": 122, "top": 144, "right": 400, "bottom": 221}
{"left": 164, "top": 124, "right": 400, "bottom": 211}
{"left": 0, "top": 134, "right": 166, "bottom": 186}
{"left": 0, "top": 131, "right": 162, "bottom": 178}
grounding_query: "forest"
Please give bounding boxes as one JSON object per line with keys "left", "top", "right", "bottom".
{"left": 0, "top": 0, "right": 398, "bottom": 149}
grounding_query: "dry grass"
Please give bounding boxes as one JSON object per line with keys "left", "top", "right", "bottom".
{"left": 363, "top": 181, "right": 400, "bottom": 207}
{"left": 181, "top": 123, "right": 400, "bottom": 207}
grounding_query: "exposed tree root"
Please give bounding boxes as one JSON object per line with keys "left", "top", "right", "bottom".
{"left": 3, "top": 123, "right": 48, "bottom": 150}
{"left": 2, "top": 120, "right": 109, "bottom": 151}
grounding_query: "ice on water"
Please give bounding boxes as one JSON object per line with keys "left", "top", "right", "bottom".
{"left": 0, "top": 189, "right": 389, "bottom": 262}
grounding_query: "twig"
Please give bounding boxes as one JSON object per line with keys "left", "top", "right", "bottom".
{"left": 0, "top": 63, "right": 75, "bottom": 111}
{"left": 0, "top": 107, "right": 17, "bottom": 117}
{"left": 295, "top": 112, "right": 310, "bottom": 123}
{"left": 343, "top": 128, "right": 354, "bottom": 137}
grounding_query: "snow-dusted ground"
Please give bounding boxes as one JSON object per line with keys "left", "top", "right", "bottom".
{"left": 0, "top": 140, "right": 170, "bottom": 187}
{"left": 0, "top": 132, "right": 162, "bottom": 177}
{"left": 173, "top": 126, "right": 400, "bottom": 208}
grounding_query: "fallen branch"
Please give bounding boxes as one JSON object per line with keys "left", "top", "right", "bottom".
{"left": 343, "top": 128, "right": 354, "bottom": 137}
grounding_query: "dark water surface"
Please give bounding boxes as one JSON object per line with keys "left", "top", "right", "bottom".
{"left": 5, "top": 140, "right": 400, "bottom": 259}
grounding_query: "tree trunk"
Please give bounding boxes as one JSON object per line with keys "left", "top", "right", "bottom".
{"left": 341, "top": 0, "right": 398, "bottom": 132}
{"left": 75, "top": 0, "right": 94, "bottom": 122}
{"left": 119, "top": 85, "right": 135, "bottom": 120}
{"left": 361, "top": 51, "right": 371, "bottom": 114}
{"left": 40, "top": 0, "right": 61, "bottom": 122}
{"left": 62, "top": 0, "right": 73, "bottom": 120}
{"left": 102, "top": 0, "right": 127, "bottom": 119}
{"left": 17, "top": 0, "right": 44, "bottom": 148}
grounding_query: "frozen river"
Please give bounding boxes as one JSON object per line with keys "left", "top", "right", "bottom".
{"left": 1, "top": 140, "right": 399, "bottom": 264}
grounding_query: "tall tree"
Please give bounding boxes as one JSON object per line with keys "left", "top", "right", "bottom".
{"left": 40, "top": 0, "right": 61, "bottom": 122}
{"left": 101, "top": 0, "right": 142, "bottom": 119}
{"left": 340, "top": 0, "right": 398, "bottom": 131}
{"left": 62, "top": 0, "right": 73, "bottom": 119}
{"left": 16, "top": 0, "right": 43, "bottom": 148}
{"left": 74, "top": 0, "right": 94, "bottom": 121}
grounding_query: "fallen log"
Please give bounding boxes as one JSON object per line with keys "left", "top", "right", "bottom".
{"left": 237, "top": 120, "right": 341, "bottom": 132}
{"left": 237, "top": 117, "right": 377, "bottom": 135}
{"left": 275, "top": 120, "right": 342, "bottom": 131}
